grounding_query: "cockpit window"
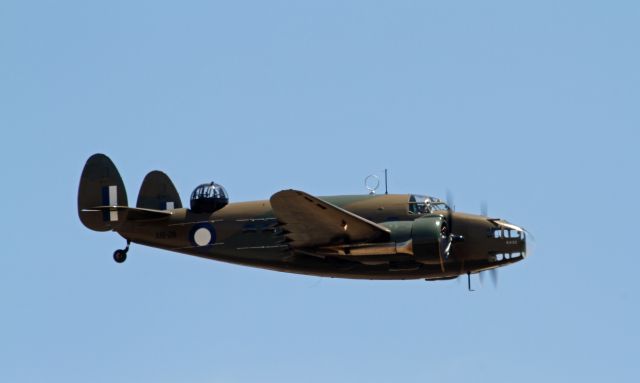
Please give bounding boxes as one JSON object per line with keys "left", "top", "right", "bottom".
{"left": 408, "top": 194, "right": 448, "bottom": 214}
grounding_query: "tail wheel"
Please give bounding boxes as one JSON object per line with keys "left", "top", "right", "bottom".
{"left": 113, "top": 249, "right": 127, "bottom": 263}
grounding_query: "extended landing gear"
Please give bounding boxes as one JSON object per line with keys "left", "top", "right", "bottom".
{"left": 113, "top": 240, "right": 131, "bottom": 263}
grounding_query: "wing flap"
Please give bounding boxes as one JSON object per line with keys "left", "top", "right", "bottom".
{"left": 270, "top": 190, "right": 390, "bottom": 248}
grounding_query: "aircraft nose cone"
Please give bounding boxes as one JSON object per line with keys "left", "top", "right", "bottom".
{"left": 489, "top": 220, "right": 527, "bottom": 260}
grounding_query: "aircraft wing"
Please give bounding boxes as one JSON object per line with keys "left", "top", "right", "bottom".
{"left": 270, "top": 189, "right": 391, "bottom": 248}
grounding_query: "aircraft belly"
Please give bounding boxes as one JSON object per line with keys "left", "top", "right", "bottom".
{"left": 126, "top": 232, "right": 508, "bottom": 280}
{"left": 180, "top": 247, "right": 443, "bottom": 280}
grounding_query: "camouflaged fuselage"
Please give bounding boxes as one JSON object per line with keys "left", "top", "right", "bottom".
{"left": 116, "top": 194, "right": 526, "bottom": 280}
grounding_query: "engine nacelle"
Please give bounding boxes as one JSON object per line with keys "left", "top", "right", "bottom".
{"left": 411, "top": 215, "right": 445, "bottom": 261}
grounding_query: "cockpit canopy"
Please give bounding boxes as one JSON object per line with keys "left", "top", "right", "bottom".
{"left": 190, "top": 182, "right": 229, "bottom": 214}
{"left": 408, "top": 194, "right": 449, "bottom": 215}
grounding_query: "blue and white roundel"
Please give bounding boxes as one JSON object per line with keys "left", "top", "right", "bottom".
{"left": 189, "top": 223, "right": 216, "bottom": 247}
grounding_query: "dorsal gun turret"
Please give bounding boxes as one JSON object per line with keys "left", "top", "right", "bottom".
{"left": 190, "top": 182, "right": 228, "bottom": 213}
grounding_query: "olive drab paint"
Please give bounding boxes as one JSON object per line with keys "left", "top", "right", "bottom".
{"left": 78, "top": 154, "right": 528, "bottom": 281}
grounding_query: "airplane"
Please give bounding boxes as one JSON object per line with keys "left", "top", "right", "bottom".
{"left": 78, "top": 153, "right": 528, "bottom": 288}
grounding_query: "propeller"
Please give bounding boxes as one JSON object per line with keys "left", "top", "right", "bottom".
{"left": 437, "top": 190, "right": 461, "bottom": 272}
{"left": 523, "top": 229, "right": 535, "bottom": 258}
{"left": 479, "top": 268, "right": 499, "bottom": 288}
{"left": 490, "top": 268, "right": 498, "bottom": 287}
{"left": 479, "top": 201, "right": 498, "bottom": 288}
{"left": 480, "top": 200, "right": 488, "bottom": 217}
{"left": 445, "top": 190, "right": 455, "bottom": 254}
{"left": 438, "top": 232, "right": 447, "bottom": 272}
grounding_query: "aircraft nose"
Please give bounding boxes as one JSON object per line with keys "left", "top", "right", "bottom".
{"left": 489, "top": 220, "right": 527, "bottom": 260}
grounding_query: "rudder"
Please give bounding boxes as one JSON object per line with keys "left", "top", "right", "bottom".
{"left": 78, "top": 153, "right": 128, "bottom": 231}
{"left": 136, "top": 170, "right": 182, "bottom": 211}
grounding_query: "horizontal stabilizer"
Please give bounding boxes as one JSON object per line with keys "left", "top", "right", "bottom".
{"left": 82, "top": 206, "right": 172, "bottom": 222}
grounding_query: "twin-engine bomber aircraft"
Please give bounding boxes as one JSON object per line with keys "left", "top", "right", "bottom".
{"left": 78, "top": 154, "right": 528, "bottom": 286}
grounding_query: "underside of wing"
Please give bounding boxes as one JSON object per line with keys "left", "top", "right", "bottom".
{"left": 270, "top": 189, "right": 391, "bottom": 248}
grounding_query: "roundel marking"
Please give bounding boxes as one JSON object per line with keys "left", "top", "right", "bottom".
{"left": 189, "top": 223, "right": 216, "bottom": 247}
{"left": 193, "top": 227, "right": 212, "bottom": 246}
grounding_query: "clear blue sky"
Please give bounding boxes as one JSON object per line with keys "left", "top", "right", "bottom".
{"left": 1, "top": 1, "right": 638, "bottom": 382}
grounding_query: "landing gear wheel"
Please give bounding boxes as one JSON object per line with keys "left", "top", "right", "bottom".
{"left": 113, "top": 239, "right": 131, "bottom": 264}
{"left": 113, "top": 249, "right": 127, "bottom": 263}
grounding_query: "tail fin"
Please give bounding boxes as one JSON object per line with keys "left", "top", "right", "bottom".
{"left": 136, "top": 170, "right": 182, "bottom": 210}
{"left": 78, "top": 154, "right": 128, "bottom": 231}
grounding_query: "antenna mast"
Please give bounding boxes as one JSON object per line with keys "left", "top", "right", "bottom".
{"left": 385, "top": 169, "right": 388, "bottom": 195}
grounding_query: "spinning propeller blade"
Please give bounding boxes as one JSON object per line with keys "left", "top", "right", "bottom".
{"left": 479, "top": 268, "right": 499, "bottom": 288}
{"left": 480, "top": 200, "right": 488, "bottom": 217}
{"left": 478, "top": 202, "right": 498, "bottom": 289}
{"left": 490, "top": 268, "right": 498, "bottom": 288}
{"left": 438, "top": 190, "right": 465, "bottom": 271}
{"left": 437, "top": 190, "right": 455, "bottom": 272}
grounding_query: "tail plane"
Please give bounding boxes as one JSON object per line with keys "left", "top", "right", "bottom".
{"left": 78, "top": 154, "right": 177, "bottom": 232}
{"left": 136, "top": 170, "right": 182, "bottom": 211}
{"left": 78, "top": 154, "right": 129, "bottom": 231}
